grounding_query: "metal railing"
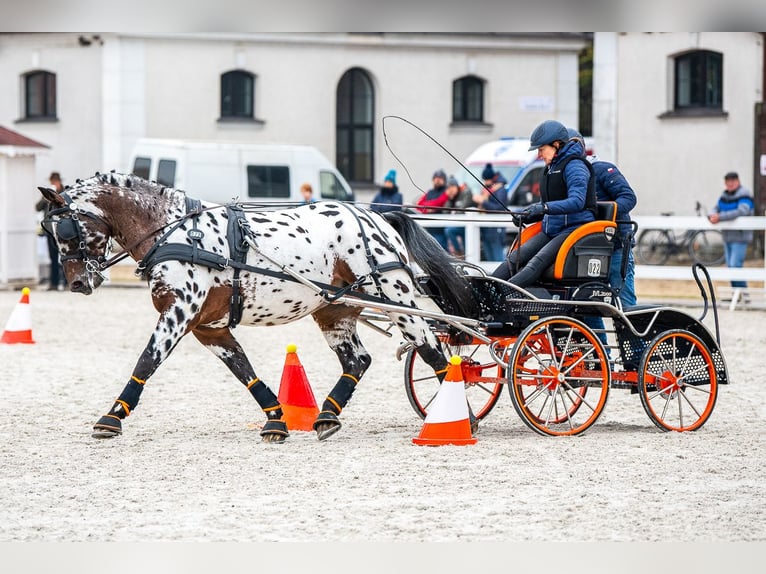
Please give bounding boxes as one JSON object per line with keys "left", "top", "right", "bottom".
{"left": 415, "top": 213, "right": 766, "bottom": 290}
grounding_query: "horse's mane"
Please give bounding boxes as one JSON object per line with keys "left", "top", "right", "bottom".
{"left": 67, "top": 172, "right": 186, "bottom": 201}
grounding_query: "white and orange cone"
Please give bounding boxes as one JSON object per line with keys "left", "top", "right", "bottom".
{"left": 277, "top": 344, "right": 319, "bottom": 431}
{"left": 1, "top": 287, "right": 36, "bottom": 344}
{"left": 412, "top": 355, "right": 477, "bottom": 446}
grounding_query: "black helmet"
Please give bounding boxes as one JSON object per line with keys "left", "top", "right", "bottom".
{"left": 528, "top": 120, "right": 569, "bottom": 151}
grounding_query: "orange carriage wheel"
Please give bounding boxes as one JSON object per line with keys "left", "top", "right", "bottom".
{"left": 403, "top": 335, "right": 508, "bottom": 421}
{"left": 508, "top": 316, "right": 610, "bottom": 436}
{"left": 638, "top": 330, "right": 718, "bottom": 432}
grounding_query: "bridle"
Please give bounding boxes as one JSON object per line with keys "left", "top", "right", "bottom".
{"left": 42, "top": 192, "right": 114, "bottom": 283}
{"left": 42, "top": 191, "right": 221, "bottom": 284}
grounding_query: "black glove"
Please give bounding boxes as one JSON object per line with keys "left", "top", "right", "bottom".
{"left": 519, "top": 202, "right": 546, "bottom": 223}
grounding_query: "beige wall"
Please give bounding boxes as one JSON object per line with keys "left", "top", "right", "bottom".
{"left": 0, "top": 33, "right": 586, "bottom": 204}
{"left": 596, "top": 32, "right": 763, "bottom": 216}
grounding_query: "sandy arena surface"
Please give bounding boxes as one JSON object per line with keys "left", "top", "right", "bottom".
{"left": 0, "top": 284, "right": 764, "bottom": 546}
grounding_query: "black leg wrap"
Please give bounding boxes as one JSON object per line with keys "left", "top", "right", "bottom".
{"left": 116, "top": 380, "right": 145, "bottom": 413}
{"left": 247, "top": 379, "right": 279, "bottom": 409}
{"left": 260, "top": 419, "right": 289, "bottom": 439}
{"left": 323, "top": 375, "right": 357, "bottom": 414}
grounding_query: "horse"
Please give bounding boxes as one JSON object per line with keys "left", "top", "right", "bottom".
{"left": 38, "top": 172, "right": 477, "bottom": 443}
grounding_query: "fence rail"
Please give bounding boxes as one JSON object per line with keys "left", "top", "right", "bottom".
{"left": 414, "top": 213, "right": 766, "bottom": 289}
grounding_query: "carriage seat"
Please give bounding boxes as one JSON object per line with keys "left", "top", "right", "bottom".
{"left": 512, "top": 201, "right": 618, "bottom": 284}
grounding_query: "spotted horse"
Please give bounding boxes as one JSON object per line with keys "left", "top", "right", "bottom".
{"left": 38, "top": 173, "right": 477, "bottom": 442}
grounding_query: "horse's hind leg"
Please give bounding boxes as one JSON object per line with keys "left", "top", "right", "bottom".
{"left": 191, "top": 326, "right": 288, "bottom": 443}
{"left": 312, "top": 307, "right": 371, "bottom": 441}
{"left": 391, "top": 313, "right": 479, "bottom": 432}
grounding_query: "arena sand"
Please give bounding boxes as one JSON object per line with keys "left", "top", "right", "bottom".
{"left": 0, "top": 286, "right": 764, "bottom": 550}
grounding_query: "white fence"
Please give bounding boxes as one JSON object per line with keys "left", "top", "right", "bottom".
{"left": 414, "top": 213, "right": 766, "bottom": 290}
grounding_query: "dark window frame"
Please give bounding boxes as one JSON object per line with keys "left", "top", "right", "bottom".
{"left": 23, "top": 70, "right": 57, "bottom": 120}
{"left": 336, "top": 67, "right": 374, "bottom": 185}
{"left": 673, "top": 50, "right": 723, "bottom": 111}
{"left": 220, "top": 69, "right": 255, "bottom": 120}
{"left": 452, "top": 75, "right": 485, "bottom": 123}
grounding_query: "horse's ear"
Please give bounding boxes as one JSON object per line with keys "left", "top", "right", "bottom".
{"left": 38, "top": 186, "right": 65, "bottom": 207}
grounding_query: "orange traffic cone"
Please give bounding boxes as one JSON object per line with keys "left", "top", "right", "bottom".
{"left": 277, "top": 344, "right": 319, "bottom": 431}
{"left": 1, "top": 287, "right": 35, "bottom": 344}
{"left": 412, "top": 355, "right": 477, "bottom": 446}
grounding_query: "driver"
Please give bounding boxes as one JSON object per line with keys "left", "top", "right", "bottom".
{"left": 491, "top": 119, "right": 596, "bottom": 287}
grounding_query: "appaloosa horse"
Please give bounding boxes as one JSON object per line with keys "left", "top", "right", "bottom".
{"left": 38, "top": 173, "right": 476, "bottom": 442}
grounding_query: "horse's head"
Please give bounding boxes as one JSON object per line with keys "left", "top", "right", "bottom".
{"left": 38, "top": 183, "right": 113, "bottom": 295}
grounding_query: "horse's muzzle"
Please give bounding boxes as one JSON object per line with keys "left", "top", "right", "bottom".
{"left": 70, "top": 279, "right": 92, "bottom": 295}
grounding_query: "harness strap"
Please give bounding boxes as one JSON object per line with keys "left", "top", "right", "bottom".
{"left": 226, "top": 205, "right": 250, "bottom": 328}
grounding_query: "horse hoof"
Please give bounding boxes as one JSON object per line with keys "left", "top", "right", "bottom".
{"left": 315, "top": 422, "right": 342, "bottom": 441}
{"left": 313, "top": 411, "right": 342, "bottom": 441}
{"left": 260, "top": 419, "right": 289, "bottom": 443}
{"left": 92, "top": 428, "right": 121, "bottom": 439}
{"left": 92, "top": 415, "right": 122, "bottom": 439}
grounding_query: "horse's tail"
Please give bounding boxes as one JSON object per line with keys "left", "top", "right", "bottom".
{"left": 383, "top": 211, "right": 478, "bottom": 318}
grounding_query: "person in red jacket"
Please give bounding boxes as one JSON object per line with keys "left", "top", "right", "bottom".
{"left": 416, "top": 168, "right": 450, "bottom": 250}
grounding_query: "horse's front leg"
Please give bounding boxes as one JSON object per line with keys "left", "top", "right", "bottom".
{"left": 312, "top": 308, "right": 371, "bottom": 441}
{"left": 191, "top": 326, "right": 288, "bottom": 443}
{"left": 92, "top": 299, "right": 193, "bottom": 438}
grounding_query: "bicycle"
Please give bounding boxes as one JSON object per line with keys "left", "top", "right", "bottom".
{"left": 636, "top": 202, "right": 726, "bottom": 266}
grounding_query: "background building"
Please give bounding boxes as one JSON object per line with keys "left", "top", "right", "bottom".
{"left": 593, "top": 32, "right": 766, "bottom": 219}
{"left": 0, "top": 32, "right": 588, "bottom": 205}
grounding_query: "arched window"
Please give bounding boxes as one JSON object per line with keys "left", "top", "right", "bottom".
{"left": 220, "top": 70, "right": 255, "bottom": 119}
{"left": 453, "top": 75, "right": 484, "bottom": 123}
{"left": 336, "top": 68, "right": 374, "bottom": 184}
{"left": 674, "top": 50, "right": 722, "bottom": 110}
{"left": 24, "top": 70, "right": 57, "bottom": 119}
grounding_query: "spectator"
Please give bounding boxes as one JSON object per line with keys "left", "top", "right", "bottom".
{"left": 492, "top": 120, "right": 596, "bottom": 288}
{"left": 567, "top": 128, "right": 638, "bottom": 349}
{"left": 443, "top": 176, "right": 474, "bottom": 257}
{"left": 299, "top": 182, "right": 316, "bottom": 204}
{"left": 569, "top": 128, "right": 637, "bottom": 307}
{"left": 36, "top": 172, "right": 66, "bottom": 291}
{"left": 370, "top": 169, "right": 403, "bottom": 213}
{"left": 472, "top": 163, "right": 508, "bottom": 262}
{"left": 416, "top": 168, "right": 450, "bottom": 250}
{"left": 708, "top": 171, "right": 755, "bottom": 291}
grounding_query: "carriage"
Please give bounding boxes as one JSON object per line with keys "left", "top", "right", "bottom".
{"left": 368, "top": 203, "right": 726, "bottom": 436}
{"left": 38, "top": 173, "right": 725, "bottom": 441}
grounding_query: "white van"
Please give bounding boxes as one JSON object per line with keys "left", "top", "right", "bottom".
{"left": 128, "top": 139, "right": 355, "bottom": 204}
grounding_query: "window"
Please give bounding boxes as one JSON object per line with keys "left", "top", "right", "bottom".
{"left": 24, "top": 70, "right": 57, "bottom": 119}
{"left": 132, "top": 157, "right": 151, "bottom": 180}
{"left": 452, "top": 75, "right": 484, "bottom": 123}
{"left": 157, "top": 159, "right": 176, "bottom": 187}
{"left": 319, "top": 170, "right": 352, "bottom": 202}
{"left": 247, "top": 165, "right": 290, "bottom": 198}
{"left": 221, "top": 70, "right": 254, "bottom": 119}
{"left": 336, "top": 68, "right": 374, "bottom": 184}
{"left": 674, "top": 50, "right": 722, "bottom": 110}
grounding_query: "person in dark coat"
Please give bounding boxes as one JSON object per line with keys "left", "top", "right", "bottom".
{"left": 492, "top": 120, "right": 596, "bottom": 287}
{"left": 370, "top": 169, "right": 403, "bottom": 213}
{"left": 36, "top": 171, "right": 66, "bottom": 291}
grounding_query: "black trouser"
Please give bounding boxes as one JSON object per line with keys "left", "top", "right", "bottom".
{"left": 491, "top": 229, "right": 573, "bottom": 288}
{"left": 46, "top": 234, "right": 63, "bottom": 287}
